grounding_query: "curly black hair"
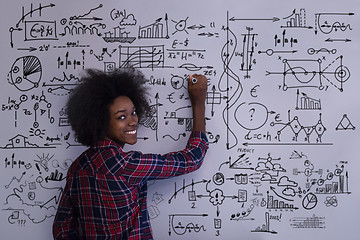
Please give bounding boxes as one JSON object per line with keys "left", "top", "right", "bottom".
{"left": 66, "top": 68, "right": 150, "bottom": 146}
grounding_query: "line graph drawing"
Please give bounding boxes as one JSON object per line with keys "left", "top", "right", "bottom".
{"left": 5, "top": 172, "right": 26, "bottom": 189}
{"left": 9, "top": 3, "right": 56, "bottom": 47}
{"left": 168, "top": 179, "right": 208, "bottom": 204}
{"left": 16, "top": 3, "right": 56, "bottom": 28}
{"left": 69, "top": 4, "right": 103, "bottom": 21}
{"left": 42, "top": 72, "right": 81, "bottom": 96}
{"left": 119, "top": 45, "right": 167, "bottom": 69}
{"left": 59, "top": 5, "right": 105, "bottom": 37}
{"left": 90, "top": 48, "right": 117, "bottom": 61}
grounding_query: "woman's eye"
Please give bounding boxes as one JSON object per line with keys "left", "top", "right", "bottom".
{"left": 118, "top": 115, "right": 126, "bottom": 120}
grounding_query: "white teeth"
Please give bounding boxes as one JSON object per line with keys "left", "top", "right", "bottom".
{"left": 126, "top": 130, "right": 137, "bottom": 134}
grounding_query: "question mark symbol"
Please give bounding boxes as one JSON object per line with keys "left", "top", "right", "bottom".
{"left": 249, "top": 108, "right": 255, "bottom": 121}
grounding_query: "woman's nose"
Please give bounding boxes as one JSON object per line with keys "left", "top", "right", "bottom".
{"left": 129, "top": 115, "right": 138, "bottom": 126}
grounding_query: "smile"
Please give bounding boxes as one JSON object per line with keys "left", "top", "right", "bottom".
{"left": 125, "top": 130, "right": 137, "bottom": 135}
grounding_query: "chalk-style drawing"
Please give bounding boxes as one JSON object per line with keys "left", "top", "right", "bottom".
{"left": 281, "top": 9, "right": 312, "bottom": 29}
{"left": 103, "top": 27, "right": 136, "bottom": 43}
{"left": 274, "top": 30, "right": 298, "bottom": 48}
{"left": 296, "top": 90, "right": 321, "bottom": 110}
{"left": 335, "top": 114, "right": 355, "bottom": 130}
{"left": 302, "top": 192, "right": 317, "bottom": 210}
{"left": 1, "top": 2, "right": 359, "bottom": 239}
{"left": 290, "top": 214, "right": 325, "bottom": 228}
{"left": 172, "top": 17, "right": 189, "bottom": 35}
{"left": 235, "top": 102, "right": 269, "bottom": 130}
{"left": 314, "top": 12, "right": 354, "bottom": 35}
{"left": 251, "top": 212, "right": 277, "bottom": 234}
{"left": 168, "top": 214, "right": 207, "bottom": 236}
{"left": 271, "top": 111, "right": 327, "bottom": 144}
{"left": 8, "top": 56, "right": 42, "bottom": 92}
{"left": 25, "top": 21, "right": 58, "bottom": 42}
{"left": 139, "top": 14, "right": 169, "bottom": 39}
{"left": 119, "top": 45, "right": 166, "bottom": 69}
{"left": 1, "top": 134, "right": 56, "bottom": 149}
{"left": 42, "top": 72, "right": 81, "bottom": 96}
{"left": 240, "top": 27, "right": 258, "bottom": 78}
{"left": 219, "top": 11, "right": 243, "bottom": 150}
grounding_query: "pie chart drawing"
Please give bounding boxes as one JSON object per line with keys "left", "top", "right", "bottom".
{"left": 9, "top": 56, "right": 42, "bottom": 92}
{"left": 302, "top": 192, "right": 317, "bottom": 210}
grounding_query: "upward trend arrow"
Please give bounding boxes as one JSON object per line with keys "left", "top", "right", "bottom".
{"left": 16, "top": 3, "right": 56, "bottom": 27}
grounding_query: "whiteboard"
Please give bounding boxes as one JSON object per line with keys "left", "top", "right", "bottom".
{"left": 1, "top": 0, "right": 359, "bottom": 239}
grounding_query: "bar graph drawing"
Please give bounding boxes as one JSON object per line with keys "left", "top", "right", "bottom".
{"left": 103, "top": 26, "right": 136, "bottom": 43}
{"left": 138, "top": 14, "right": 169, "bottom": 39}
{"left": 251, "top": 212, "right": 277, "bottom": 234}
{"left": 315, "top": 172, "right": 350, "bottom": 194}
{"left": 281, "top": 9, "right": 312, "bottom": 29}
{"left": 267, "top": 192, "right": 298, "bottom": 210}
{"left": 296, "top": 90, "right": 321, "bottom": 110}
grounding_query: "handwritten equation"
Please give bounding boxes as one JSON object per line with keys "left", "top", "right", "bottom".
{"left": 0, "top": 1, "right": 359, "bottom": 239}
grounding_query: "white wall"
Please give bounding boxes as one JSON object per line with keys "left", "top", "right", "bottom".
{"left": 1, "top": 0, "right": 359, "bottom": 239}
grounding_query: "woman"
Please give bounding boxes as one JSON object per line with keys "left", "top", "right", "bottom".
{"left": 53, "top": 68, "right": 208, "bottom": 239}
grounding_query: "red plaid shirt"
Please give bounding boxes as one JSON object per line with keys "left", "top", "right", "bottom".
{"left": 53, "top": 131, "right": 208, "bottom": 240}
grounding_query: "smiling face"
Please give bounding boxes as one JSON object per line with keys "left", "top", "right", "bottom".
{"left": 106, "top": 96, "right": 138, "bottom": 147}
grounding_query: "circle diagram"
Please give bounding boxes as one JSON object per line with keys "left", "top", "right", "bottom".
{"left": 235, "top": 102, "right": 268, "bottom": 130}
{"left": 9, "top": 55, "right": 42, "bottom": 92}
{"left": 302, "top": 192, "right": 317, "bottom": 210}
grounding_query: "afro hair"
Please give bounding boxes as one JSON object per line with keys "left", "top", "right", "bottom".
{"left": 66, "top": 68, "right": 150, "bottom": 146}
